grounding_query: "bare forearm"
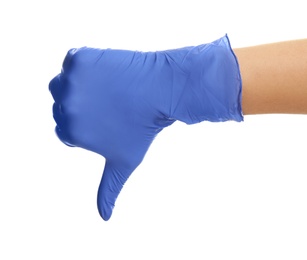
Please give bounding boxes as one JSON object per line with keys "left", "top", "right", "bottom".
{"left": 233, "top": 39, "right": 307, "bottom": 115}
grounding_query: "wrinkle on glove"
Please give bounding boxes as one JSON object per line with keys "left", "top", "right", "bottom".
{"left": 49, "top": 34, "right": 243, "bottom": 221}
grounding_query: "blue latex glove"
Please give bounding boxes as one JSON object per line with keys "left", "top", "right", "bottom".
{"left": 49, "top": 34, "right": 243, "bottom": 221}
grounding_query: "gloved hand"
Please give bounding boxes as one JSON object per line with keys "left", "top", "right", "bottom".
{"left": 49, "top": 34, "right": 243, "bottom": 221}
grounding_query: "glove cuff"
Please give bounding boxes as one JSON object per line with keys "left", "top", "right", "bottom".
{"left": 170, "top": 34, "right": 244, "bottom": 124}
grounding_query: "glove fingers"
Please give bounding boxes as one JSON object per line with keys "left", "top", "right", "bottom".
{"left": 97, "top": 161, "right": 132, "bottom": 221}
{"left": 49, "top": 74, "right": 62, "bottom": 103}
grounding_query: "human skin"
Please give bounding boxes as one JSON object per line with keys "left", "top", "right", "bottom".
{"left": 234, "top": 38, "right": 307, "bottom": 115}
{"left": 49, "top": 36, "right": 307, "bottom": 221}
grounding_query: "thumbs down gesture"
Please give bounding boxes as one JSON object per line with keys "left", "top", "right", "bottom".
{"left": 49, "top": 35, "right": 243, "bottom": 221}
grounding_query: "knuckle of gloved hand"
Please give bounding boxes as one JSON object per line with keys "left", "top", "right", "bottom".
{"left": 62, "top": 47, "right": 85, "bottom": 73}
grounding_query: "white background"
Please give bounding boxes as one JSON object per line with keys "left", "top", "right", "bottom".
{"left": 1, "top": 0, "right": 307, "bottom": 259}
